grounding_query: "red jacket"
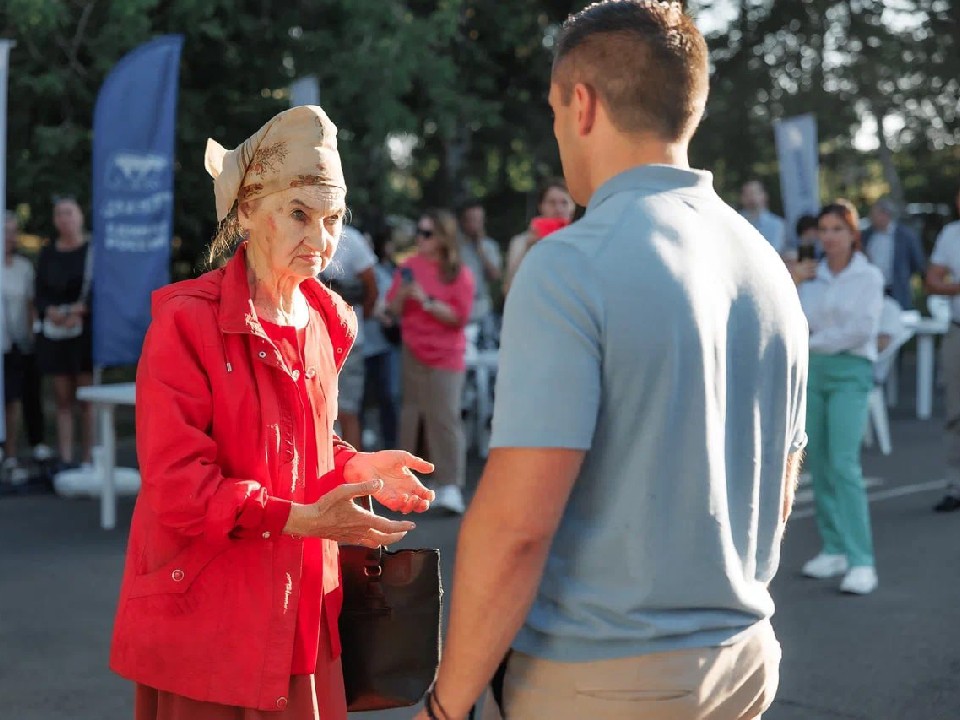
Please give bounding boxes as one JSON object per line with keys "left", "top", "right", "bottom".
{"left": 110, "top": 245, "right": 357, "bottom": 711}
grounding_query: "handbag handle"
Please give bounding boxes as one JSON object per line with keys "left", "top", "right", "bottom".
{"left": 357, "top": 495, "right": 384, "bottom": 577}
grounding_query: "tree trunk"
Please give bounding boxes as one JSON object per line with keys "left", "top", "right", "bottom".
{"left": 868, "top": 101, "right": 906, "bottom": 210}
{"left": 442, "top": 124, "right": 470, "bottom": 208}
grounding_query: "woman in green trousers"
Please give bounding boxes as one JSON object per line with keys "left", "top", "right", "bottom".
{"left": 795, "top": 201, "right": 883, "bottom": 595}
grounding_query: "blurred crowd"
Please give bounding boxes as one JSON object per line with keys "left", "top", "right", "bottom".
{"left": 4, "top": 179, "right": 960, "bottom": 540}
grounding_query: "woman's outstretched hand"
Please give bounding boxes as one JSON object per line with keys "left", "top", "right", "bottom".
{"left": 344, "top": 450, "right": 436, "bottom": 514}
{"left": 283, "top": 479, "right": 416, "bottom": 547}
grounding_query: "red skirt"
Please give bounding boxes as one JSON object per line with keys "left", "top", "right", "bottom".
{"left": 134, "top": 616, "right": 346, "bottom": 720}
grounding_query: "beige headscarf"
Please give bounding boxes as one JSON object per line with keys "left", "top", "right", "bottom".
{"left": 204, "top": 105, "right": 346, "bottom": 222}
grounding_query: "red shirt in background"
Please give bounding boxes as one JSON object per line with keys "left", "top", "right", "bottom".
{"left": 387, "top": 254, "right": 475, "bottom": 372}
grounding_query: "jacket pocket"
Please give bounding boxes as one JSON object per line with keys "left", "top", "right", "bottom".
{"left": 128, "top": 542, "right": 229, "bottom": 598}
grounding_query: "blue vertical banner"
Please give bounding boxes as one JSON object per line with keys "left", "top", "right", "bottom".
{"left": 774, "top": 113, "right": 821, "bottom": 248}
{"left": 92, "top": 35, "right": 183, "bottom": 367}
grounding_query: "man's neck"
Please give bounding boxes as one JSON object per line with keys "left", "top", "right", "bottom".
{"left": 585, "top": 137, "right": 689, "bottom": 203}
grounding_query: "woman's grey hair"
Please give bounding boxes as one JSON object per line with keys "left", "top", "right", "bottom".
{"left": 208, "top": 204, "right": 244, "bottom": 267}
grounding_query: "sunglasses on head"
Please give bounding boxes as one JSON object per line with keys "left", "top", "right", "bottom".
{"left": 416, "top": 227, "right": 434, "bottom": 238}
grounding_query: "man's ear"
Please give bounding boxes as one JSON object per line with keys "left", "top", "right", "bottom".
{"left": 573, "top": 82, "right": 598, "bottom": 137}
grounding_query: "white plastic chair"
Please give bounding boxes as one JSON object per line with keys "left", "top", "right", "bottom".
{"left": 929, "top": 295, "right": 951, "bottom": 324}
{"left": 864, "top": 324, "right": 915, "bottom": 455}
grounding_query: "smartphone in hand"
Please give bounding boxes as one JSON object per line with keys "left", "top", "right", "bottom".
{"left": 797, "top": 244, "right": 817, "bottom": 262}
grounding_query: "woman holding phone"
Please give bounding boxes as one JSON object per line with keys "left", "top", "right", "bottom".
{"left": 387, "top": 209, "right": 475, "bottom": 514}
{"left": 796, "top": 200, "right": 883, "bottom": 595}
{"left": 504, "top": 178, "right": 575, "bottom": 296}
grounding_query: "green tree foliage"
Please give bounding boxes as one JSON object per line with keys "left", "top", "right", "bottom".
{"left": 1, "top": 0, "right": 957, "bottom": 273}
{"left": 690, "top": 0, "right": 959, "bottom": 213}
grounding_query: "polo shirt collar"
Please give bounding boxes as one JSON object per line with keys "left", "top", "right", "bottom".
{"left": 587, "top": 164, "right": 714, "bottom": 213}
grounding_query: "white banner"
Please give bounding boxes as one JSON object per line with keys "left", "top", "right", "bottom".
{"left": 0, "top": 40, "right": 13, "bottom": 443}
{"left": 289, "top": 76, "right": 319, "bottom": 107}
{"left": 774, "top": 113, "right": 820, "bottom": 247}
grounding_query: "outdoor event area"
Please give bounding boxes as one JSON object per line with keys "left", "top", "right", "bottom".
{"left": 1, "top": 1, "right": 959, "bottom": 720}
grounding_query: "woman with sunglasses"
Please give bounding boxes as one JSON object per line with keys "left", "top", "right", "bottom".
{"left": 387, "top": 210, "right": 475, "bottom": 514}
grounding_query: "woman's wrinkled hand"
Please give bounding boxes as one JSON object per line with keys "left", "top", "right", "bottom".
{"left": 283, "top": 479, "right": 416, "bottom": 547}
{"left": 344, "top": 450, "right": 435, "bottom": 514}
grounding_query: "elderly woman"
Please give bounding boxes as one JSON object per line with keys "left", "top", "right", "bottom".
{"left": 110, "top": 106, "right": 435, "bottom": 720}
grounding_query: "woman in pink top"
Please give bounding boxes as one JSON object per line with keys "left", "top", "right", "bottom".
{"left": 387, "top": 209, "right": 475, "bottom": 513}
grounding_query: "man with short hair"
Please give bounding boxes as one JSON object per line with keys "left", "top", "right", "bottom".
{"left": 457, "top": 202, "right": 502, "bottom": 342}
{"left": 415, "top": 3, "right": 808, "bottom": 720}
{"left": 863, "top": 197, "right": 926, "bottom": 309}
{"left": 740, "top": 180, "right": 786, "bottom": 253}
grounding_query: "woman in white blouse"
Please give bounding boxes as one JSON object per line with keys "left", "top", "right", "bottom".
{"left": 796, "top": 200, "right": 883, "bottom": 595}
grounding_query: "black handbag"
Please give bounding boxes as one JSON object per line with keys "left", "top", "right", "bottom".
{"left": 338, "top": 505, "right": 442, "bottom": 712}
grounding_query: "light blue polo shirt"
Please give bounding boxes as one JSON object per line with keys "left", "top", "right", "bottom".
{"left": 491, "top": 164, "right": 809, "bottom": 662}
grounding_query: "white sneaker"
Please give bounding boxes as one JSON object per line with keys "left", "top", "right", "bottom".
{"left": 802, "top": 553, "right": 849, "bottom": 579}
{"left": 2, "top": 457, "right": 29, "bottom": 485}
{"left": 840, "top": 566, "right": 878, "bottom": 595}
{"left": 433, "top": 485, "right": 466, "bottom": 515}
{"left": 32, "top": 444, "right": 54, "bottom": 461}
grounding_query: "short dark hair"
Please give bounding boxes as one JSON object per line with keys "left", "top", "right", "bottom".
{"left": 795, "top": 214, "right": 819, "bottom": 237}
{"left": 552, "top": 1, "right": 709, "bottom": 141}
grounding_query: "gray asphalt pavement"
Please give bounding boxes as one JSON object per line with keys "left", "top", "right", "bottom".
{"left": 2, "top": 377, "right": 960, "bottom": 719}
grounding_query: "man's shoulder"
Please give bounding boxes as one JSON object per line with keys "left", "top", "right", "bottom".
{"left": 509, "top": 233, "right": 599, "bottom": 304}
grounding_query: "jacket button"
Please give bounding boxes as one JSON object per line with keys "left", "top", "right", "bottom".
{"left": 291, "top": 370, "right": 300, "bottom": 382}
{"left": 336, "top": 347, "right": 343, "bottom": 354}
{"left": 171, "top": 569, "right": 184, "bottom": 582}
{"left": 258, "top": 351, "right": 267, "bottom": 359}
{"left": 262, "top": 531, "right": 271, "bottom": 539}
{"left": 305, "top": 368, "right": 316, "bottom": 379}
{"left": 276, "top": 697, "right": 288, "bottom": 710}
